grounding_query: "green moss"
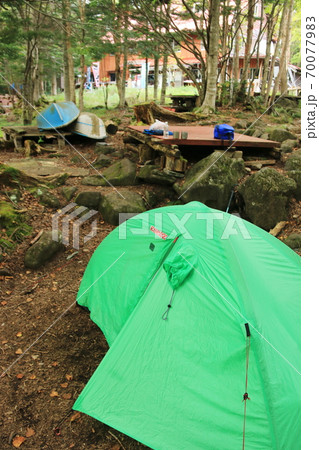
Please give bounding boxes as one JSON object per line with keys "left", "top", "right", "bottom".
{"left": 0, "top": 201, "right": 32, "bottom": 253}
{"left": 0, "top": 201, "right": 19, "bottom": 228}
{"left": 0, "top": 164, "right": 21, "bottom": 180}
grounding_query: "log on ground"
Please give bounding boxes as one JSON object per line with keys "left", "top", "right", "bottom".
{"left": 133, "top": 102, "right": 200, "bottom": 124}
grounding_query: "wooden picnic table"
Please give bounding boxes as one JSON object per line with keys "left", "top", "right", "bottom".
{"left": 128, "top": 125, "right": 280, "bottom": 149}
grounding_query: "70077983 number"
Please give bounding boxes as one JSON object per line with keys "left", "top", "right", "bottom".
{"left": 306, "top": 17, "right": 316, "bottom": 78}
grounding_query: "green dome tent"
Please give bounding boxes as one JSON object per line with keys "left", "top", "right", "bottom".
{"left": 73, "top": 202, "right": 300, "bottom": 450}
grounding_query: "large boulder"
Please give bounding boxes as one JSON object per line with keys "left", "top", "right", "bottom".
{"left": 174, "top": 151, "right": 245, "bottom": 210}
{"left": 75, "top": 191, "right": 101, "bottom": 209}
{"left": 99, "top": 190, "right": 145, "bottom": 225}
{"left": 269, "top": 128, "right": 297, "bottom": 143}
{"left": 102, "top": 158, "right": 137, "bottom": 186}
{"left": 61, "top": 186, "right": 77, "bottom": 201}
{"left": 93, "top": 154, "right": 113, "bottom": 169}
{"left": 238, "top": 167, "right": 296, "bottom": 230}
{"left": 32, "top": 187, "right": 61, "bottom": 209}
{"left": 81, "top": 175, "right": 106, "bottom": 186}
{"left": 280, "top": 139, "right": 299, "bottom": 153}
{"left": 24, "top": 231, "right": 65, "bottom": 269}
{"left": 285, "top": 150, "right": 301, "bottom": 200}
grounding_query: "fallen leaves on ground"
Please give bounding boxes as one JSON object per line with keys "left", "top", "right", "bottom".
{"left": 12, "top": 435, "right": 26, "bottom": 448}
{"left": 25, "top": 427, "right": 35, "bottom": 437}
{"left": 62, "top": 393, "right": 72, "bottom": 400}
{"left": 70, "top": 411, "right": 81, "bottom": 422}
{"left": 50, "top": 390, "right": 59, "bottom": 397}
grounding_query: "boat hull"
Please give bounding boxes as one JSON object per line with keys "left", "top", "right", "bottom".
{"left": 70, "top": 113, "right": 107, "bottom": 140}
{"left": 37, "top": 101, "right": 80, "bottom": 130}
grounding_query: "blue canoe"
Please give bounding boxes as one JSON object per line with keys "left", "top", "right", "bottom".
{"left": 37, "top": 101, "right": 80, "bottom": 130}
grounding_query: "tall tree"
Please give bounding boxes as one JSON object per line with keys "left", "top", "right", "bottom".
{"left": 239, "top": 0, "right": 255, "bottom": 98}
{"left": 270, "top": 0, "right": 294, "bottom": 103}
{"left": 199, "top": 0, "right": 220, "bottom": 112}
{"left": 78, "top": 0, "right": 86, "bottom": 111}
{"left": 62, "top": 0, "right": 75, "bottom": 103}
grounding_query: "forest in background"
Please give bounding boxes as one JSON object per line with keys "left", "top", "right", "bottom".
{"left": 0, "top": 0, "right": 301, "bottom": 122}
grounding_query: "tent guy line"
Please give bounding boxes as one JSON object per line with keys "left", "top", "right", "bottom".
{"left": 177, "top": 251, "right": 301, "bottom": 376}
{"left": 0, "top": 73, "right": 125, "bottom": 200}
{"left": 0, "top": 251, "right": 126, "bottom": 379}
{"left": 178, "top": 75, "right": 301, "bottom": 200}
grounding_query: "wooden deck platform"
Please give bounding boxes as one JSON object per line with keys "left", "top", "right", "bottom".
{"left": 2, "top": 125, "right": 72, "bottom": 149}
{"left": 128, "top": 125, "right": 279, "bottom": 149}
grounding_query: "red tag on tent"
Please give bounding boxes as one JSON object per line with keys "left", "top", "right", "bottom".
{"left": 150, "top": 226, "right": 168, "bottom": 240}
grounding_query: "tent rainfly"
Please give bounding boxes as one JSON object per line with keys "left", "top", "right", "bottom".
{"left": 73, "top": 201, "right": 301, "bottom": 450}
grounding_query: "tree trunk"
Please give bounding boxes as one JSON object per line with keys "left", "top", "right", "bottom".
{"left": 266, "top": 0, "right": 290, "bottom": 105}
{"left": 51, "top": 72, "right": 57, "bottom": 96}
{"left": 119, "top": 3, "right": 129, "bottom": 109}
{"left": 62, "top": 0, "right": 75, "bottom": 103}
{"left": 279, "top": 0, "right": 294, "bottom": 94}
{"left": 32, "top": 45, "right": 40, "bottom": 103}
{"left": 78, "top": 0, "right": 86, "bottom": 111}
{"left": 231, "top": 0, "right": 241, "bottom": 104}
{"left": 62, "top": 0, "right": 70, "bottom": 100}
{"left": 219, "top": 0, "right": 230, "bottom": 85}
{"left": 239, "top": 0, "right": 255, "bottom": 98}
{"left": 145, "top": 58, "right": 149, "bottom": 102}
{"left": 160, "top": 52, "right": 169, "bottom": 105}
{"left": 200, "top": 0, "right": 220, "bottom": 113}
{"left": 159, "top": 1, "right": 171, "bottom": 105}
{"left": 260, "top": 2, "right": 277, "bottom": 98}
{"left": 154, "top": 54, "right": 159, "bottom": 101}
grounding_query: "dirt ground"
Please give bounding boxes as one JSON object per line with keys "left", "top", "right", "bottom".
{"left": 0, "top": 107, "right": 300, "bottom": 449}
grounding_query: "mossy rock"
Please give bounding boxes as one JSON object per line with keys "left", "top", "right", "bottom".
{"left": 283, "top": 233, "right": 301, "bottom": 250}
{"left": 81, "top": 175, "right": 107, "bottom": 186}
{"left": 234, "top": 119, "right": 248, "bottom": 129}
{"left": 285, "top": 150, "right": 301, "bottom": 200}
{"left": 75, "top": 191, "right": 101, "bottom": 209}
{"left": 94, "top": 143, "right": 118, "bottom": 155}
{"left": 0, "top": 201, "right": 19, "bottom": 229}
{"left": 93, "top": 154, "right": 113, "bottom": 169}
{"left": 24, "top": 231, "right": 65, "bottom": 269}
{"left": 0, "top": 201, "right": 32, "bottom": 247}
{"left": 280, "top": 139, "right": 299, "bottom": 153}
{"left": 102, "top": 158, "right": 137, "bottom": 186}
{"left": 31, "top": 187, "right": 61, "bottom": 209}
{"left": 0, "top": 163, "right": 39, "bottom": 187}
{"left": 99, "top": 190, "right": 145, "bottom": 225}
{"left": 61, "top": 186, "right": 78, "bottom": 202}
{"left": 269, "top": 128, "right": 297, "bottom": 143}
{"left": 174, "top": 151, "right": 245, "bottom": 210}
{"left": 238, "top": 167, "right": 296, "bottom": 230}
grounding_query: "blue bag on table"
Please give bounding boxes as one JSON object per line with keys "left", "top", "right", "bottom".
{"left": 214, "top": 124, "right": 234, "bottom": 140}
